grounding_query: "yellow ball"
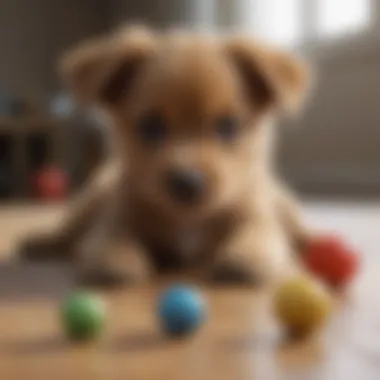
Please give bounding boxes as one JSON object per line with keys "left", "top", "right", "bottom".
{"left": 274, "top": 277, "right": 331, "bottom": 337}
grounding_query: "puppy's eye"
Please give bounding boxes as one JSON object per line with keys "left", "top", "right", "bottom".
{"left": 137, "top": 113, "right": 166, "bottom": 143}
{"left": 215, "top": 115, "right": 240, "bottom": 141}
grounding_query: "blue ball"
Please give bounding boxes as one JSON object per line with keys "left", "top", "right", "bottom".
{"left": 158, "top": 285, "right": 206, "bottom": 337}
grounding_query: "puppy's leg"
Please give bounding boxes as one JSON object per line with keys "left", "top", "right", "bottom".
{"left": 19, "top": 162, "right": 119, "bottom": 261}
{"left": 73, "top": 183, "right": 152, "bottom": 286}
{"left": 209, "top": 216, "right": 292, "bottom": 287}
{"left": 76, "top": 235, "right": 152, "bottom": 286}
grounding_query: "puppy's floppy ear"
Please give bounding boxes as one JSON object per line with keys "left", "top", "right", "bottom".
{"left": 224, "top": 37, "right": 309, "bottom": 113}
{"left": 60, "top": 26, "right": 156, "bottom": 105}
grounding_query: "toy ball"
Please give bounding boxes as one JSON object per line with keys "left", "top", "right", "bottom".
{"left": 158, "top": 285, "right": 206, "bottom": 337}
{"left": 61, "top": 291, "right": 106, "bottom": 341}
{"left": 274, "top": 277, "right": 331, "bottom": 338}
{"left": 304, "top": 236, "right": 359, "bottom": 288}
{"left": 34, "top": 166, "right": 69, "bottom": 200}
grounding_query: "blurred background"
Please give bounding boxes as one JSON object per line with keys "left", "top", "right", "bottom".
{"left": 0, "top": 0, "right": 379, "bottom": 202}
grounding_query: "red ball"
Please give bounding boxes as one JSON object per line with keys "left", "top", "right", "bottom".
{"left": 34, "top": 166, "right": 69, "bottom": 200}
{"left": 303, "top": 235, "right": 359, "bottom": 288}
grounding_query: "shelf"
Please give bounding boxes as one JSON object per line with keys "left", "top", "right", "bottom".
{"left": 0, "top": 116, "right": 59, "bottom": 134}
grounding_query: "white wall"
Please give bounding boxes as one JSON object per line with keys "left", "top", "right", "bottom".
{"left": 280, "top": 34, "right": 380, "bottom": 194}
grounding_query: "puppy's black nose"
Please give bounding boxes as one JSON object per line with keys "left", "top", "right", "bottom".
{"left": 166, "top": 169, "right": 205, "bottom": 204}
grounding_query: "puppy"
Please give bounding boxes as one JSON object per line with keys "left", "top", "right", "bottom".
{"left": 20, "top": 26, "right": 311, "bottom": 286}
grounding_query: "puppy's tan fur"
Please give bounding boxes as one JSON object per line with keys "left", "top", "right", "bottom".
{"left": 20, "top": 27, "right": 311, "bottom": 286}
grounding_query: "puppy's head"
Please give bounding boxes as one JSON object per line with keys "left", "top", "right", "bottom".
{"left": 61, "top": 27, "right": 308, "bottom": 218}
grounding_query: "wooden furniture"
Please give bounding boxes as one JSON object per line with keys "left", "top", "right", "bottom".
{"left": 0, "top": 203, "right": 379, "bottom": 379}
{"left": 0, "top": 116, "right": 67, "bottom": 199}
{"left": 0, "top": 116, "right": 107, "bottom": 200}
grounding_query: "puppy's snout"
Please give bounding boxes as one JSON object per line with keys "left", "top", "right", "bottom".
{"left": 165, "top": 168, "right": 206, "bottom": 204}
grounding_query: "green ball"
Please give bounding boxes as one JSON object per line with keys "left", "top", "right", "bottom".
{"left": 61, "top": 291, "right": 106, "bottom": 341}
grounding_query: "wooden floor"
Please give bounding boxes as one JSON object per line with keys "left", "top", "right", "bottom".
{"left": 1, "top": 201, "right": 380, "bottom": 379}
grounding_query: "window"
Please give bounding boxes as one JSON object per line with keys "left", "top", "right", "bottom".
{"left": 252, "top": 0, "right": 302, "bottom": 47}
{"left": 316, "top": 0, "right": 370, "bottom": 38}
{"left": 240, "top": 0, "right": 371, "bottom": 46}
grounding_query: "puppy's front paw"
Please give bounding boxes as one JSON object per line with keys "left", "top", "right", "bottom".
{"left": 209, "top": 258, "right": 265, "bottom": 287}
{"left": 76, "top": 242, "right": 152, "bottom": 288}
{"left": 76, "top": 267, "right": 137, "bottom": 287}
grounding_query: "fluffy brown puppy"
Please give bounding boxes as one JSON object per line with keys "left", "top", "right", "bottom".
{"left": 20, "top": 27, "right": 311, "bottom": 286}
